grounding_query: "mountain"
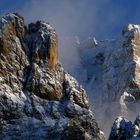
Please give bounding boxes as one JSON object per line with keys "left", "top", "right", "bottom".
{"left": 109, "top": 115, "right": 140, "bottom": 140}
{"left": 0, "top": 13, "right": 105, "bottom": 140}
{"left": 60, "top": 24, "right": 140, "bottom": 136}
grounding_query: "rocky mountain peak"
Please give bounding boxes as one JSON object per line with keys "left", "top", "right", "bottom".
{"left": 26, "top": 20, "right": 59, "bottom": 69}
{"left": 123, "top": 24, "right": 140, "bottom": 36}
{"left": 0, "top": 13, "right": 104, "bottom": 140}
{"left": 0, "top": 13, "right": 58, "bottom": 69}
{"left": 61, "top": 21, "right": 140, "bottom": 137}
{"left": 107, "top": 24, "right": 140, "bottom": 140}
{"left": 0, "top": 13, "right": 24, "bottom": 40}
{"left": 122, "top": 24, "right": 140, "bottom": 46}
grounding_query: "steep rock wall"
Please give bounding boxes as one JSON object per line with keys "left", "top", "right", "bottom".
{"left": 0, "top": 13, "right": 104, "bottom": 140}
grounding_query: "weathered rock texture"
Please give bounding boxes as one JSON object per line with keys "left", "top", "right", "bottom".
{"left": 109, "top": 115, "right": 140, "bottom": 140}
{"left": 64, "top": 24, "right": 140, "bottom": 136}
{"left": 0, "top": 13, "right": 104, "bottom": 140}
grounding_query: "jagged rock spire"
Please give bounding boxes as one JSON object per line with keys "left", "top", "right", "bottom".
{"left": 0, "top": 13, "right": 103, "bottom": 140}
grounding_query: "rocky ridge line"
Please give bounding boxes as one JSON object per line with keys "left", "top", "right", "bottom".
{"left": 64, "top": 23, "right": 140, "bottom": 136}
{"left": 0, "top": 13, "right": 104, "bottom": 140}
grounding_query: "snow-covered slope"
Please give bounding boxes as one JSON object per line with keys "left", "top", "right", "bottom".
{"left": 0, "top": 13, "right": 104, "bottom": 140}
{"left": 61, "top": 24, "right": 140, "bottom": 136}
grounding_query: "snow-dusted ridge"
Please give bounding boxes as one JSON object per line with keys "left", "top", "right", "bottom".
{"left": 0, "top": 13, "right": 104, "bottom": 140}
{"left": 1, "top": 12, "right": 140, "bottom": 140}
{"left": 61, "top": 24, "right": 140, "bottom": 137}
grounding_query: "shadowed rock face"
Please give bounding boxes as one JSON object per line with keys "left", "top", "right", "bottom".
{"left": 109, "top": 115, "right": 140, "bottom": 140}
{"left": 0, "top": 13, "right": 104, "bottom": 140}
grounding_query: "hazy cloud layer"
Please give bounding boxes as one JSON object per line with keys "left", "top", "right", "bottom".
{"left": 1, "top": 0, "right": 140, "bottom": 39}
{"left": 22, "top": 0, "right": 125, "bottom": 39}
{"left": 20, "top": 0, "right": 129, "bottom": 71}
{"left": 1, "top": 0, "right": 140, "bottom": 73}
{"left": 1, "top": 0, "right": 140, "bottom": 136}
{"left": 21, "top": 1, "right": 140, "bottom": 136}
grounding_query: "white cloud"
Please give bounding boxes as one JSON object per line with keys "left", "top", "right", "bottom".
{"left": 22, "top": 0, "right": 124, "bottom": 72}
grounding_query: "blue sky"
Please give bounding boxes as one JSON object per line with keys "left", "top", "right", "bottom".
{"left": 0, "top": 0, "right": 26, "bottom": 14}
{"left": 1, "top": 0, "right": 140, "bottom": 39}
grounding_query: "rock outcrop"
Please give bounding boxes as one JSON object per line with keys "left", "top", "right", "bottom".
{"left": 62, "top": 23, "right": 140, "bottom": 136}
{"left": 109, "top": 115, "right": 140, "bottom": 140}
{"left": 0, "top": 13, "right": 104, "bottom": 140}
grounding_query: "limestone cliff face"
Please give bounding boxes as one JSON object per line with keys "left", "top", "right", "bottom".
{"left": 0, "top": 13, "right": 103, "bottom": 140}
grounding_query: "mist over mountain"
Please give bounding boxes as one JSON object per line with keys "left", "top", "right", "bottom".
{"left": 63, "top": 24, "right": 140, "bottom": 139}
{"left": 1, "top": 1, "right": 140, "bottom": 140}
{"left": 0, "top": 12, "right": 105, "bottom": 140}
